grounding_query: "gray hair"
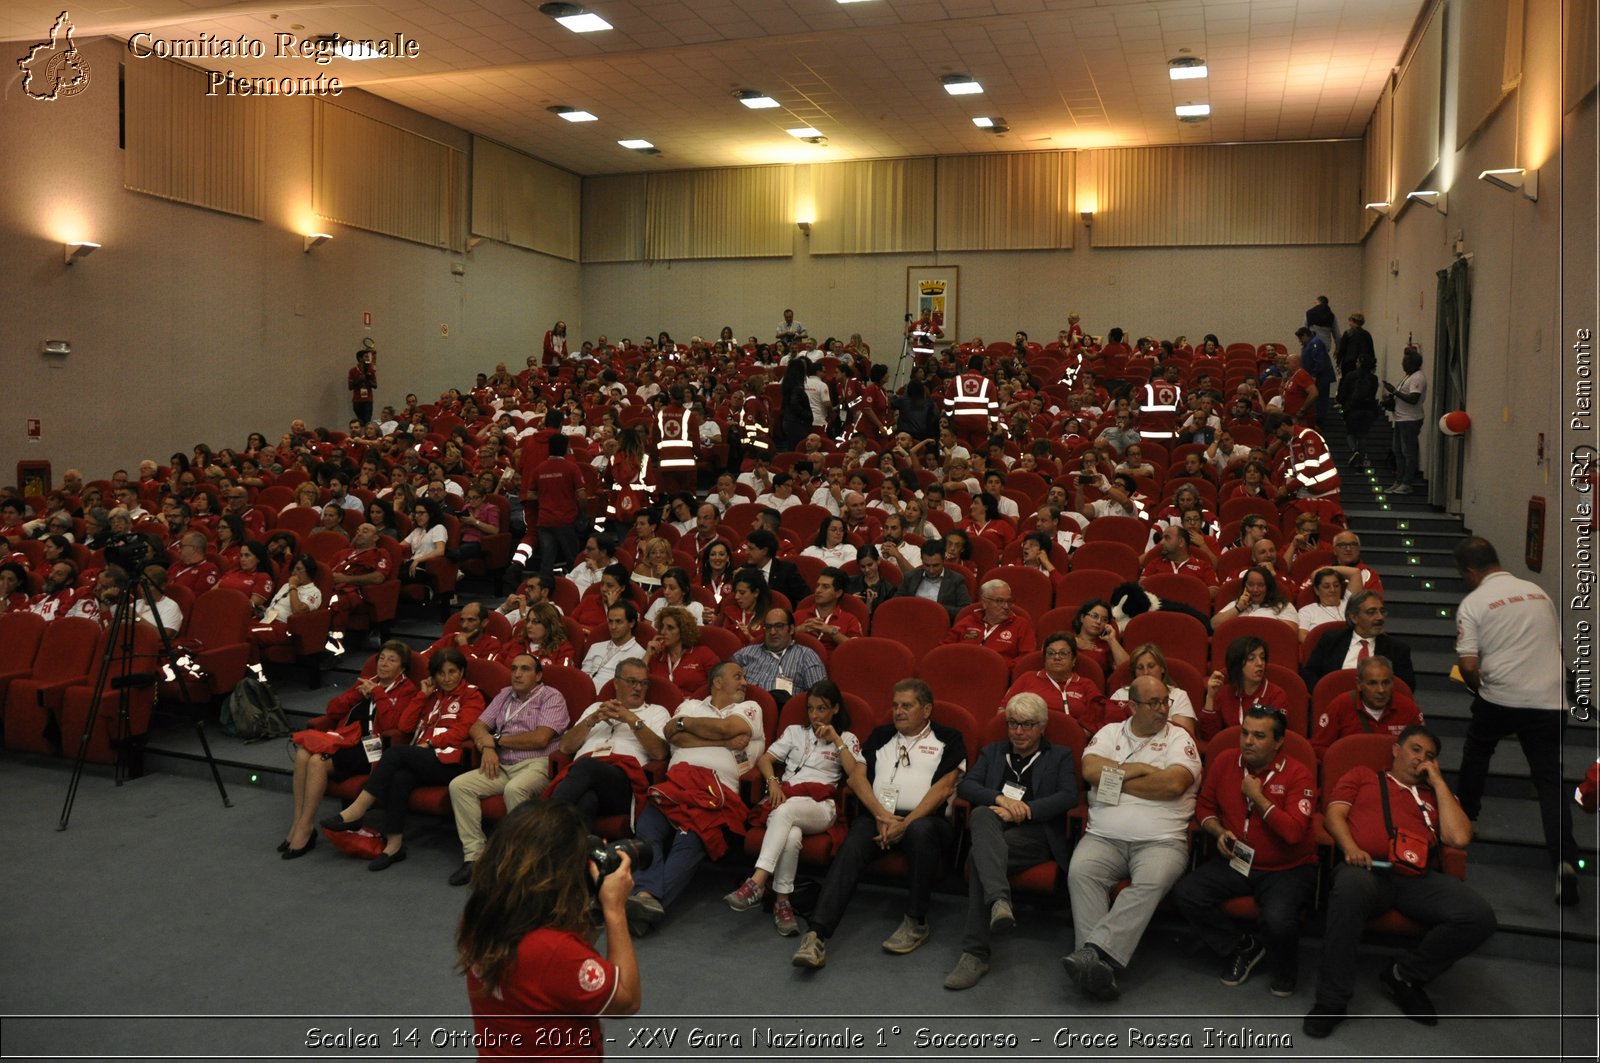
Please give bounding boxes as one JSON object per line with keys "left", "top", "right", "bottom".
{"left": 1004, "top": 692, "right": 1048, "bottom": 727}
{"left": 1345, "top": 589, "right": 1381, "bottom": 622}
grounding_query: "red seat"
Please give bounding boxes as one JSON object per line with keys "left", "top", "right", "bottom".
{"left": 968, "top": 707, "right": 1085, "bottom": 886}
{"left": 780, "top": 505, "right": 831, "bottom": 545}
{"left": 167, "top": 588, "right": 254, "bottom": 702}
{"left": 275, "top": 508, "right": 320, "bottom": 538}
{"left": 869, "top": 596, "right": 951, "bottom": 660}
{"left": 1137, "top": 572, "right": 1214, "bottom": 617}
{"left": 1081, "top": 516, "right": 1149, "bottom": 553}
{"left": 3, "top": 616, "right": 104, "bottom": 754}
{"left": 459, "top": 494, "right": 514, "bottom": 594}
{"left": 917, "top": 644, "right": 1011, "bottom": 719}
{"left": 980, "top": 565, "right": 1054, "bottom": 623}
{"left": 1120, "top": 611, "right": 1210, "bottom": 675}
{"left": 1051, "top": 570, "right": 1121, "bottom": 613}
{"left": 1212, "top": 615, "right": 1300, "bottom": 675}
{"left": 0, "top": 611, "right": 48, "bottom": 709}
{"left": 302, "top": 531, "right": 349, "bottom": 566}
{"left": 1289, "top": 548, "right": 1337, "bottom": 585}
{"left": 597, "top": 675, "right": 683, "bottom": 713}
{"left": 1267, "top": 663, "right": 1311, "bottom": 737}
{"left": 541, "top": 664, "right": 598, "bottom": 719}
{"left": 694, "top": 624, "right": 744, "bottom": 663}
{"left": 59, "top": 620, "right": 165, "bottom": 764}
{"left": 1069, "top": 542, "right": 1139, "bottom": 582}
{"left": 1219, "top": 496, "right": 1278, "bottom": 525}
{"left": 827, "top": 637, "right": 915, "bottom": 716}
{"left": 466, "top": 658, "right": 512, "bottom": 698}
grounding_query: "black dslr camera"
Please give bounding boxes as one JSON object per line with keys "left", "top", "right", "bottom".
{"left": 588, "top": 836, "right": 651, "bottom": 889}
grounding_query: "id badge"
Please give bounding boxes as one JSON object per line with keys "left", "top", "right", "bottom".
{"left": 1095, "top": 767, "right": 1125, "bottom": 806}
{"left": 361, "top": 735, "right": 384, "bottom": 764}
{"left": 774, "top": 675, "right": 795, "bottom": 695}
{"left": 1001, "top": 783, "right": 1027, "bottom": 801}
{"left": 876, "top": 785, "right": 900, "bottom": 812}
{"left": 1229, "top": 839, "right": 1256, "bottom": 877}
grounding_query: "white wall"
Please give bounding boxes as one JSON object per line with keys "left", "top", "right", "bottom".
{"left": 583, "top": 240, "right": 1363, "bottom": 361}
{"left": 0, "top": 37, "right": 579, "bottom": 477}
{"left": 1357, "top": 0, "right": 1593, "bottom": 599}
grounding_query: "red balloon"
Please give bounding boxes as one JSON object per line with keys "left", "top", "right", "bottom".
{"left": 1440, "top": 410, "right": 1471, "bottom": 436}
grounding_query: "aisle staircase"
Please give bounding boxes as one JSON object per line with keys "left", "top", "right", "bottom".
{"left": 1321, "top": 402, "right": 1597, "bottom": 945}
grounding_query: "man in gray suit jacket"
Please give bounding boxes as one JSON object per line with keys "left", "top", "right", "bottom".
{"left": 944, "top": 691, "right": 1078, "bottom": 990}
{"left": 896, "top": 538, "right": 973, "bottom": 620}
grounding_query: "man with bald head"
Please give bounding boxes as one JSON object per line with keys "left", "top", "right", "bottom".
{"left": 1064, "top": 673, "right": 1202, "bottom": 1001}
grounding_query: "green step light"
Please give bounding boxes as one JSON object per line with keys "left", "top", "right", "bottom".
{"left": 1403, "top": 538, "right": 1414, "bottom": 547}
{"left": 249, "top": 773, "right": 260, "bottom": 784}
{"left": 1422, "top": 580, "right": 1434, "bottom": 589}
{"left": 1439, "top": 608, "right": 1450, "bottom": 617}
{"left": 1381, "top": 503, "right": 1390, "bottom": 511}
{"left": 1408, "top": 556, "right": 1420, "bottom": 565}
{"left": 1398, "top": 521, "right": 1410, "bottom": 530}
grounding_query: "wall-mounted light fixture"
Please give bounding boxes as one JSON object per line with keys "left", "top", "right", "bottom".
{"left": 1405, "top": 190, "right": 1447, "bottom": 214}
{"left": 1364, "top": 201, "right": 1392, "bottom": 217}
{"left": 1080, "top": 211, "right": 1094, "bottom": 227}
{"left": 796, "top": 221, "right": 811, "bottom": 236}
{"left": 303, "top": 232, "right": 332, "bottom": 253}
{"left": 1478, "top": 167, "right": 1537, "bottom": 201}
{"left": 64, "top": 241, "right": 99, "bottom": 265}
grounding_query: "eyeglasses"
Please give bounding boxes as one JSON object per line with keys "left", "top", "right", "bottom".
{"left": 1134, "top": 697, "right": 1172, "bottom": 708}
{"left": 1043, "top": 650, "right": 1074, "bottom": 660}
{"left": 615, "top": 676, "right": 648, "bottom": 687}
{"left": 1006, "top": 718, "right": 1043, "bottom": 729}
{"left": 982, "top": 596, "right": 1013, "bottom": 605}
{"left": 763, "top": 622, "right": 790, "bottom": 630}
{"left": 1333, "top": 541, "right": 1360, "bottom": 550}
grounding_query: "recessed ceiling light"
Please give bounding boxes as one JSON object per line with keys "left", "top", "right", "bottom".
{"left": 837, "top": 0, "right": 875, "bottom": 4}
{"left": 971, "top": 116, "right": 994, "bottom": 128}
{"left": 972, "top": 116, "right": 1008, "bottom": 132}
{"left": 1168, "top": 57, "right": 1208, "bottom": 80}
{"left": 735, "top": 89, "right": 780, "bottom": 109}
{"left": 941, "top": 74, "right": 983, "bottom": 96}
{"left": 786, "top": 127, "right": 823, "bottom": 139}
{"left": 617, "top": 139, "right": 653, "bottom": 149}
{"left": 1175, "top": 103, "right": 1211, "bottom": 117}
{"left": 548, "top": 105, "right": 599, "bottom": 122}
{"left": 538, "top": 2, "right": 612, "bottom": 32}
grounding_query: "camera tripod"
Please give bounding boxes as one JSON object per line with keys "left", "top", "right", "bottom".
{"left": 58, "top": 573, "right": 231, "bottom": 831}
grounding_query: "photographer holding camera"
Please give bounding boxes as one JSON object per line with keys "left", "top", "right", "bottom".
{"left": 459, "top": 802, "right": 643, "bottom": 1056}
{"left": 349, "top": 341, "right": 378, "bottom": 425}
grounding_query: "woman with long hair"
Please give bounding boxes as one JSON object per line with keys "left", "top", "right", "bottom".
{"left": 1215, "top": 564, "right": 1300, "bottom": 628}
{"left": 1107, "top": 642, "right": 1198, "bottom": 738}
{"left": 218, "top": 541, "right": 275, "bottom": 613}
{"left": 498, "top": 603, "right": 579, "bottom": 671}
{"left": 778, "top": 358, "right": 812, "bottom": 452}
{"left": 1071, "top": 598, "right": 1128, "bottom": 675}
{"left": 1198, "top": 634, "right": 1289, "bottom": 742}
{"left": 845, "top": 544, "right": 898, "bottom": 615}
{"left": 644, "top": 566, "right": 703, "bottom": 625}
{"left": 697, "top": 540, "right": 735, "bottom": 605}
{"left": 724, "top": 680, "right": 860, "bottom": 936}
{"left": 645, "top": 606, "right": 720, "bottom": 696}
{"left": 458, "top": 802, "right": 641, "bottom": 1047}
{"left": 717, "top": 568, "right": 771, "bottom": 645}
{"left": 802, "top": 516, "right": 855, "bottom": 567}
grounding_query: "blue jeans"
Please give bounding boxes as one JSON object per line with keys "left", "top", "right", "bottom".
{"left": 1393, "top": 418, "right": 1423, "bottom": 485}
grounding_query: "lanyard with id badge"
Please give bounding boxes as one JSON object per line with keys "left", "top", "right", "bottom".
{"left": 1095, "top": 723, "right": 1161, "bottom": 806}
{"left": 877, "top": 724, "right": 930, "bottom": 812}
{"left": 1229, "top": 757, "right": 1279, "bottom": 875}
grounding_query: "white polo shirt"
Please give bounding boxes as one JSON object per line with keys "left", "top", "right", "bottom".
{"left": 668, "top": 698, "right": 766, "bottom": 790}
{"left": 570, "top": 701, "right": 670, "bottom": 765}
{"left": 1084, "top": 721, "right": 1201, "bottom": 843}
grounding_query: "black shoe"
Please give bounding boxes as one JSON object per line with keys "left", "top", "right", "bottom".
{"left": 277, "top": 839, "right": 290, "bottom": 853}
{"left": 1302, "top": 1003, "right": 1346, "bottom": 1038}
{"left": 368, "top": 849, "right": 407, "bottom": 872}
{"left": 1270, "top": 972, "right": 1298, "bottom": 998}
{"left": 448, "top": 862, "right": 474, "bottom": 887}
{"left": 1220, "top": 935, "right": 1265, "bottom": 987}
{"left": 320, "top": 814, "right": 360, "bottom": 833}
{"left": 281, "top": 835, "right": 316, "bottom": 860}
{"left": 1559, "top": 863, "right": 1580, "bottom": 907}
{"left": 1379, "top": 965, "right": 1437, "bottom": 1025}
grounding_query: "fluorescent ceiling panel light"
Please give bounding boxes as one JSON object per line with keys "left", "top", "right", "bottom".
{"left": 1168, "top": 64, "right": 1208, "bottom": 80}
{"left": 943, "top": 79, "right": 983, "bottom": 96}
{"left": 737, "top": 93, "right": 780, "bottom": 109}
{"left": 786, "top": 127, "right": 822, "bottom": 138}
{"left": 555, "top": 12, "right": 611, "bottom": 31}
{"left": 617, "top": 139, "right": 653, "bottom": 149}
{"left": 971, "top": 116, "right": 994, "bottom": 128}
{"left": 1174, "top": 103, "right": 1211, "bottom": 117}
{"left": 555, "top": 109, "right": 598, "bottom": 122}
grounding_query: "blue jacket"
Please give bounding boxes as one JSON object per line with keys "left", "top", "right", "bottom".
{"left": 957, "top": 738, "right": 1077, "bottom": 869}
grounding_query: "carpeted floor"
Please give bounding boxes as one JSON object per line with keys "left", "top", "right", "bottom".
{"left": 3, "top": 756, "right": 1596, "bottom": 1062}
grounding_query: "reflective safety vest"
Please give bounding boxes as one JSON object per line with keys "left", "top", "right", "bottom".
{"left": 946, "top": 373, "right": 997, "bottom": 423}
{"left": 1140, "top": 381, "right": 1181, "bottom": 440}
{"left": 656, "top": 408, "right": 697, "bottom": 471}
{"left": 736, "top": 396, "right": 772, "bottom": 454}
{"left": 1284, "top": 428, "right": 1341, "bottom": 499}
{"left": 836, "top": 378, "right": 865, "bottom": 441}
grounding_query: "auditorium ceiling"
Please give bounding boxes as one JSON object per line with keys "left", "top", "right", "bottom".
{"left": 3, "top": 0, "right": 1426, "bottom": 174}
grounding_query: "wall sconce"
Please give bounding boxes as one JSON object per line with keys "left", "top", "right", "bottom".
{"left": 466, "top": 236, "right": 486, "bottom": 252}
{"left": 1079, "top": 211, "right": 1094, "bottom": 227}
{"left": 64, "top": 241, "right": 100, "bottom": 265}
{"left": 1478, "top": 167, "right": 1537, "bottom": 201}
{"left": 796, "top": 221, "right": 811, "bottom": 236}
{"left": 1405, "top": 190, "right": 1447, "bottom": 214}
{"left": 1364, "top": 201, "right": 1392, "bottom": 217}
{"left": 303, "top": 232, "right": 332, "bottom": 253}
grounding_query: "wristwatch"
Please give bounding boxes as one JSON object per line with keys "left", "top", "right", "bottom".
{"left": 676, "top": 717, "right": 689, "bottom": 734}
{"left": 629, "top": 717, "right": 644, "bottom": 731}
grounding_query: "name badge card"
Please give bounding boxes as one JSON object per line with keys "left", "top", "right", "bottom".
{"left": 361, "top": 735, "right": 384, "bottom": 764}
{"left": 1001, "top": 783, "right": 1027, "bottom": 801}
{"left": 1096, "top": 767, "right": 1125, "bottom": 806}
{"left": 1229, "top": 839, "right": 1256, "bottom": 877}
{"left": 876, "top": 785, "right": 900, "bottom": 812}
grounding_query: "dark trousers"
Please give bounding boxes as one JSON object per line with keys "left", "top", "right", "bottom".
{"left": 1393, "top": 418, "right": 1423, "bottom": 484}
{"left": 1314, "top": 863, "right": 1496, "bottom": 1008}
{"left": 537, "top": 524, "right": 582, "bottom": 581}
{"left": 1455, "top": 698, "right": 1578, "bottom": 866}
{"left": 362, "top": 744, "right": 464, "bottom": 837}
{"left": 960, "top": 807, "right": 1055, "bottom": 958}
{"left": 1171, "top": 858, "right": 1317, "bottom": 981}
{"left": 808, "top": 813, "right": 954, "bottom": 939}
{"left": 547, "top": 757, "right": 636, "bottom": 825}
{"left": 353, "top": 402, "right": 373, "bottom": 425}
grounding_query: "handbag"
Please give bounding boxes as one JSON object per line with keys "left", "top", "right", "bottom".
{"left": 1377, "top": 768, "right": 1435, "bottom": 876}
{"left": 322, "top": 825, "right": 386, "bottom": 859}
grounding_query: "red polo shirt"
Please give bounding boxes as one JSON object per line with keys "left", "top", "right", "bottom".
{"left": 1196, "top": 750, "right": 1317, "bottom": 870}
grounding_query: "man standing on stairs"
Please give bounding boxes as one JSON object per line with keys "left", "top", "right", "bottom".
{"left": 1450, "top": 537, "right": 1581, "bottom": 906}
